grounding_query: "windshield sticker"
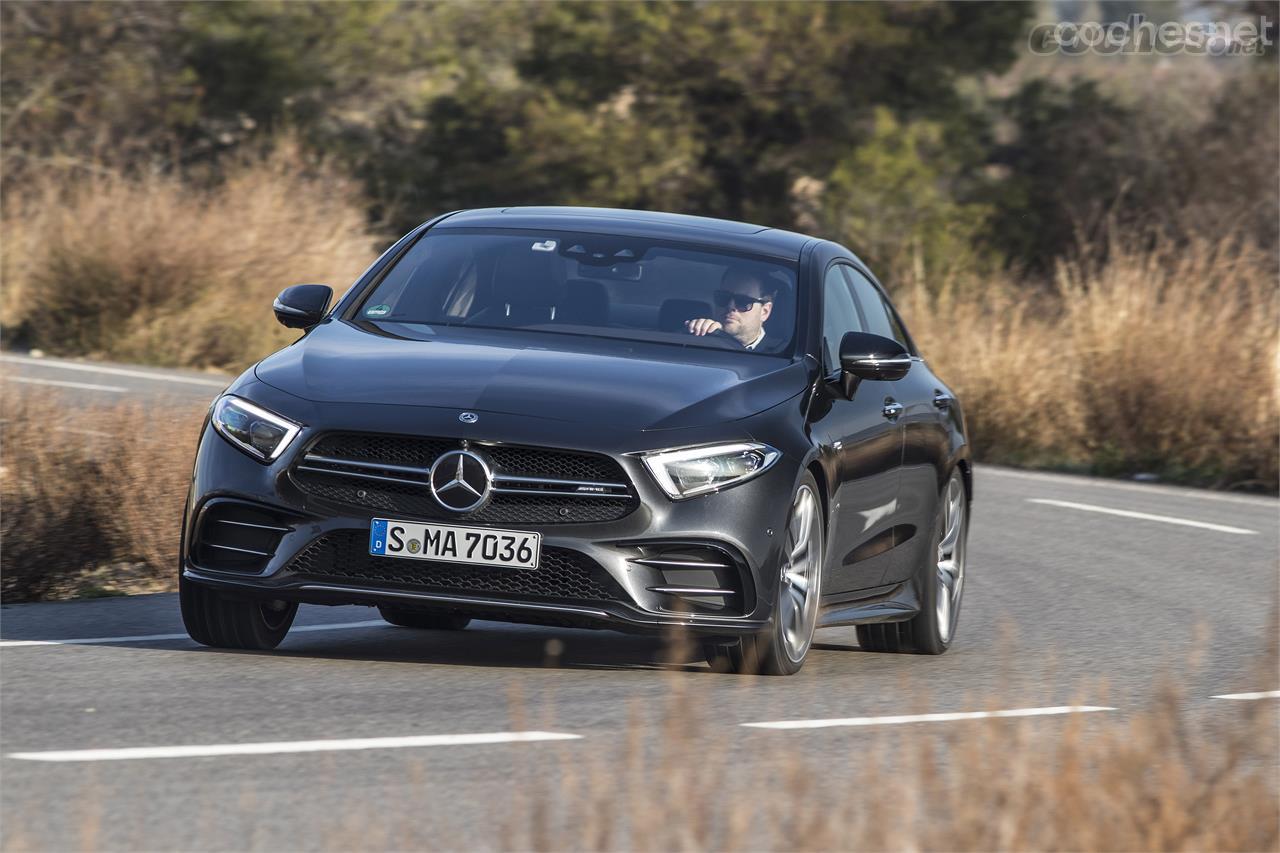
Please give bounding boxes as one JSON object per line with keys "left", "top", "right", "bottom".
{"left": 364, "top": 303, "right": 391, "bottom": 317}
{"left": 531, "top": 240, "right": 557, "bottom": 252}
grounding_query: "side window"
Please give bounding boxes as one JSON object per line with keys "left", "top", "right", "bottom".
{"left": 821, "top": 264, "right": 864, "bottom": 373}
{"left": 842, "top": 267, "right": 910, "bottom": 350}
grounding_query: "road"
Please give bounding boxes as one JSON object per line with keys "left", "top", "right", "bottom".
{"left": 1, "top": 355, "right": 1277, "bottom": 850}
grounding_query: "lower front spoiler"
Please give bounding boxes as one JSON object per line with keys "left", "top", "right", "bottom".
{"left": 182, "top": 567, "right": 770, "bottom": 638}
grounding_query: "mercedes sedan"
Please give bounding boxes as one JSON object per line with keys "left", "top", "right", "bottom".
{"left": 180, "top": 206, "right": 971, "bottom": 675}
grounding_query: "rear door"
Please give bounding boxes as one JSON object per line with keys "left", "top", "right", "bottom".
{"left": 809, "top": 262, "right": 904, "bottom": 594}
{"left": 843, "top": 265, "right": 951, "bottom": 586}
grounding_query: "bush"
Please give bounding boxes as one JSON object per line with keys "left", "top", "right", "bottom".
{"left": 0, "top": 391, "right": 205, "bottom": 602}
{"left": 1, "top": 141, "right": 381, "bottom": 371}
{"left": 897, "top": 234, "right": 1278, "bottom": 489}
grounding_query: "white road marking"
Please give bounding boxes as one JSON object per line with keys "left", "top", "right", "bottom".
{"left": 6, "top": 731, "right": 582, "bottom": 763}
{"left": 984, "top": 466, "right": 1276, "bottom": 507}
{"left": 1212, "top": 690, "right": 1280, "bottom": 701}
{"left": 8, "top": 376, "right": 127, "bottom": 393}
{"left": 0, "top": 620, "right": 387, "bottom": 648}
{"left": 1027, "top": 498, "right": 1258, "bottom": 535}
{"left": 0, "top": 354, "right": 228, "bottom": 387}
{"left": 742, "top": 705, "right": 1115, "bottom": 730}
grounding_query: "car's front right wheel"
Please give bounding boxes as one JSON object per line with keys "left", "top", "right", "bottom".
{"left": 180, "top": 576, "right": 297, "bottom": 650}
{"left": 705, "top": 471, "right": 824, "bottom": 675}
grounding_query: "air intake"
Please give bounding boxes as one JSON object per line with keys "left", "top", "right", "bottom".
{"left": 626, "top": 543, "right": 751, "bottom": 615}
{"left": 192, "top": 500, "right": 294, "bottom": 574}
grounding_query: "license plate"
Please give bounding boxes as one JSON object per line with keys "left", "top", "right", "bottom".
{"left": 369, "top": 518, "right": 541, "bottom": 569}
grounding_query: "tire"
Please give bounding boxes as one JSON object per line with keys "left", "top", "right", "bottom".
{"left": 857, "top": 468, "right": 967, "bottom": 654}
{"left": 378, "top": 606, "right": 471, "bottom": 631}
{"left": 180, "top": 575, "right": 297, "bottom": 650}
{"left": 705, "top": 472, "right": 824, "bottom": 676}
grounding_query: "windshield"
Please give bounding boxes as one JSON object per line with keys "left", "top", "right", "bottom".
{"left": 353, "top": 229, "right": 798, "bottom": 356}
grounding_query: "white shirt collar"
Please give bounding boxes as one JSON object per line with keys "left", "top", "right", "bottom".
{"left": 743, "top": 329, "right": 766, "bottom": 350}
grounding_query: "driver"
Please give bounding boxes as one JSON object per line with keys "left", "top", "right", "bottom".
{"left": 685, "top": 266, "right": 777, "bottom": 350}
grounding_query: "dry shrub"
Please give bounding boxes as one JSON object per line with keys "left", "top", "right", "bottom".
{"left": 1, "top": 140, "right": 380, "bottom": 371}
{"left": 304, "top": 659, "right": 1278, "bottom": 852}
{"left": 1057, "top": 235, "right": 1278, "bottom": 487}
{"left": 899, "top": 234, "right": 1279, "bottom": 489}
{"left": 898, "top": 280, "right": 1078, "bottom": 468}
{"left": 0, "top": 387, "right": 205, "bottom": 601}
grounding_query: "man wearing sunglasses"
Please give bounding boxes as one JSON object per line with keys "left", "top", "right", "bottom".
{"left": 685, "top": 267, "right": 778, "bottom": 350}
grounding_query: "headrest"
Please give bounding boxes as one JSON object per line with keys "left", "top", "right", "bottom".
{"left": 763, "top": 278, "right": 794, "bottom": 341}
{"left": 492, "top": 249, "right": 566, "bottom": 308}
{"left": 560, "top": 279, "right": 609, "bottom": 326}
{"left": 659, "top": 298, "right": 713, "bottom": 332}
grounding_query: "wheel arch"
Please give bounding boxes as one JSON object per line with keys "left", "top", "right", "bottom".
{"left": 956, "top": 456, "right": 973, "bottom": 503}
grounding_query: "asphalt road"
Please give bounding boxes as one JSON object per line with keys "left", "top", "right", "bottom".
{"left": 1, "top": 355, "right": 1277, "bottom": 850}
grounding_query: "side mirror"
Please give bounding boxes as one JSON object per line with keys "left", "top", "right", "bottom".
{"left": 273, "top": 284, "right": 332, "bottom": 330}
{"left": 838, "top": 331, "right": 911, "bottom": 395}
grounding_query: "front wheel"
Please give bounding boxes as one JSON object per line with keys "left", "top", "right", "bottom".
{"left": 705, "top": 473, "right": 824, "bottom": 675}
{"left": 857, "top": 469, "right": 967, "bottom": 654}
{"left": 180, "top": 576, "right": 297, "bottom": 650}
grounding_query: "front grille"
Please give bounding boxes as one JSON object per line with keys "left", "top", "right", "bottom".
{"left": 290, "top": 432, "right": 637, "bottom": 525}
{"left": 284, "top": 530, "right": 625, "bottom": 602}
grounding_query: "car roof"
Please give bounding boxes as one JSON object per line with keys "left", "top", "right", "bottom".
{"left": 431, "top": 206, "right": 814, "bottom": 260}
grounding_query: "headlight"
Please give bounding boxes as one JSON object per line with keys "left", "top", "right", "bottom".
{"left": 211, "top": 395, "right": 302, "bottom": 462}
{"left": 638, "top": 442, "right": 780, "bottom": 500}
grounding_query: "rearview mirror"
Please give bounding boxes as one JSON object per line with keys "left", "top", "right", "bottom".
{"left": 838, "top": 331, "right": 911, "bottom": 395}
{"left": 273, "top": 284, "right": 332, "bottom": 330}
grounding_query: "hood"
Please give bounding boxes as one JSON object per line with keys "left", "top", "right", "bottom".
{"left": 254, "top": 320, "right": 809, "bottom": 431}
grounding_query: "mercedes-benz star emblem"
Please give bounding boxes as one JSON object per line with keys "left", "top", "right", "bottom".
{"left": 429, "top": 449, "right": 492, "bottom": 513}
{"left": 458, "top": 412, "right": 479, "bottom": 424}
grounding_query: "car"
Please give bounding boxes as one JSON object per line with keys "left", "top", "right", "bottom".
{"left": 179, "top": 206, "right": 971, "bottom": 675}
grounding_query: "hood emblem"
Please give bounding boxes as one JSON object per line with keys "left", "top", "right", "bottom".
{"left": 458, "top": 412, "right": 479, "bottom": 424}
{"left": 430, "top": 449, "right": 492, "bottom": 513}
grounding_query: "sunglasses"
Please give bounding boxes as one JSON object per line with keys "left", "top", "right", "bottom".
{"left": 713, "top": 290, "right": 770, "bottom": 311}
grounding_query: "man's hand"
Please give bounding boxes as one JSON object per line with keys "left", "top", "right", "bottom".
{"left": 685, "top": 318, "right": 723, "bottom": 336}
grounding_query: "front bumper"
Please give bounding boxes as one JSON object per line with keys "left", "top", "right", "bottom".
{"left": 183, "top": 382, "right": 807, "bottom": 637}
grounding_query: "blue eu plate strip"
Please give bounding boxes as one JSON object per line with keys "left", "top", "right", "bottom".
{"left": 369, "top": 519, "right": 388, "bottom": 555}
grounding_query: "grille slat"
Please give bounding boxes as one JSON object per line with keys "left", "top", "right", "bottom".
{"left": 284, "top": 530, "right": 624, "bottom": 602}
{"left": 291, "top": 432, "right": 638, "bottom": 525}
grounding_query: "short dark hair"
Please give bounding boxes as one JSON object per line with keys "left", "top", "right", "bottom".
{"left": 721, "top": 266, "right": 777, "bottom": 302}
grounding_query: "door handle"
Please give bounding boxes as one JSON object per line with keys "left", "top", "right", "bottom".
{"left": 882, "top": 401, "right": 904, "bottom": 421}
{"left": 932, "top": 392, "right": 953, "bottom": 410}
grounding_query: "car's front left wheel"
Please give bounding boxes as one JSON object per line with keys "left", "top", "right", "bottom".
{"left": 706, "top": 472, "right": 824, "bottom": 675}
{"left": 857, "top": 468, "right": 967, "bottom": 654}
{"left": 180, "top": 576, "right": 297, "bottom": 650}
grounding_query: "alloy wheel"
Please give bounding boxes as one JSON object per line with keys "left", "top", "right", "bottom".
{"left": 779, "top": 484, "right": 822, "bottom": 663}
{"left": 935, "top": 475, "right": 966, "bottom": 644}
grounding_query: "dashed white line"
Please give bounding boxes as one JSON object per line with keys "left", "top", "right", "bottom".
{"left": 1212, "top": 690, "right": 1280, "bottom": 701}
{"left": 7, "top": 376, "right": 127, "bottom": 393}
{"left": 741, "top": 705, "right": 1115, "bottom": 730}
{"left": 0, "top": 354, "right": 228, "bottom": 387}
{"left": 1027, "top": 498, "right": 1258, "bottom": 535}
{"left": 0, "top": 620, "right": 388, "bottom": 648}
{"left": 983, "top": 466, "right": 1276, "bottom": 507}
{"left": 6, "top": 731, "right": 582, "bottom": 762}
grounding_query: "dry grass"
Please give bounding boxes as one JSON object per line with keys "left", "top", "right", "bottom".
{"left": 899, "top": 235, "right": 1279, "bottom": 489}
{"left": 0, "top": 140, "right": 380, "bottom": 372}
{"left": 2, "top": 147, "right": 1274, "bottom": 487}
{"left": 0, "top": 387, "right": 205, "bottom": 601}
{"left": 1, "top": 633, "right": 1272, "bottom": 851}
{"left": 482, "top": 681, "right": 1279, "bottom": 852}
